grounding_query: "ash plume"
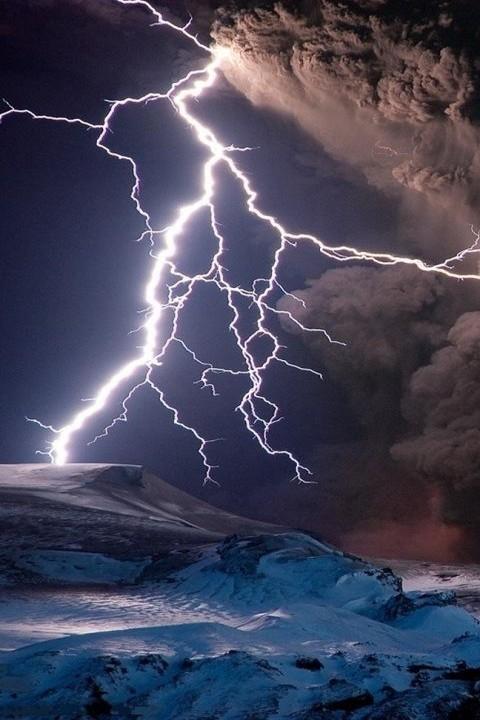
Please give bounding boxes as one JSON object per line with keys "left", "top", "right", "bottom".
{"left": 208, "top": 1, "right": 480, "bottom": 559}
{"left": 214, "top": 0, "right": 480, "bottom": 259}
{"left": 276, "top": 265, "right": 475, "bottom": 559}
{"left": 392, "top": 311, "right": 480, "bottom": 557}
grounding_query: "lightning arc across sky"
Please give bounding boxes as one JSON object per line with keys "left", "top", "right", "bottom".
{"left": 2, "top": 0, "right": 480, "bottom": 484}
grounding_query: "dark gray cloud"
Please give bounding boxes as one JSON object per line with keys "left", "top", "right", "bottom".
{"left": 276, "top": 264, "right": 480, "bottom": 558}
{"left": 391, "top": 312, "right": 480, "bottom": 549}
{"left": 278, "top": 265, "right": 448, "bottom": 457}
{"left": 276, "top": 267, "right": 461, "bottom": 549}
{"left": 271, "top": 265, "right": 471, "bottom": 557}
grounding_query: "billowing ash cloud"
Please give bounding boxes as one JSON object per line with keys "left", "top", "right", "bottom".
{"left": 279, "top": 265, "right": 451, "bottom": 462}
{"left": 209, "top": 1, "right": 480, "bottom": 559}
{"left": 392, "top": 311, "right": 480, "bottom": 546}
{"left": 274, "top": 265, "right": 480, "bottom": 559}
{"left": 279, "top": 265, "right": 449, "bottom": 393}
{"left": 214, "top": 1, "right": 480, "bottom": 258}
{"left": 276, "top": 267, "right": 464, "bottom": 551}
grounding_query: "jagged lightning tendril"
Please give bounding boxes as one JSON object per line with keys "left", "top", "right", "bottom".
{"left": 3, "top": 0, "right": 480, "bottom": 483}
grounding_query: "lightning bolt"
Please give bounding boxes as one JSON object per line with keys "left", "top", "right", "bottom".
{"left": 2, "top": 0, "right": 480, "bottom": 484}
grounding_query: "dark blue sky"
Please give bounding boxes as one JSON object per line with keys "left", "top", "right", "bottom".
{"left": 0, "top": 0, "right": 403, "bottom": 537}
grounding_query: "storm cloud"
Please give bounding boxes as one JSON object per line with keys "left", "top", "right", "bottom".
{"left": 392, "top": 311, "right": 480, "bottom": 555}
{"left": 277, "top": 265, "right": 474, "bottom": 558}
{"left": 208, "top": 1, "right": 480, "bottom": 559}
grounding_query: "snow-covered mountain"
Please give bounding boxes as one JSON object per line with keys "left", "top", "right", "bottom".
{"left": 0, "top": 463, "right": 278, "bottom": 585}
{"left": 1, "top": 464, "right": 480, "bottom": 719}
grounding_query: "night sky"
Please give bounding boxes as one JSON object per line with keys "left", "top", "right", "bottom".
{"left": 2, "top": 0, "right": 480, "bottom": 561}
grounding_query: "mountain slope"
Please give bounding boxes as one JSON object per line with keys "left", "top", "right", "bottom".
{"left": 0, "top": 463, "right": 277, "bottom": 578}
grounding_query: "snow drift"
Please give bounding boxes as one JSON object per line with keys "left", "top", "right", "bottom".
{"left": 1, "top": 464, "right": 480, "bottom": 718}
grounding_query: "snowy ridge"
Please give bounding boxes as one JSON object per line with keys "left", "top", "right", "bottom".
{"left": 0, "top": 463, "right": 276, "bottom": 535}
{"left": 0, "top": 463, "right": 278, "bottom": 586}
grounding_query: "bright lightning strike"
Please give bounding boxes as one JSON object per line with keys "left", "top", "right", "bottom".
{"left": 3, "top": 0, "right": 480, "bottom": 484}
